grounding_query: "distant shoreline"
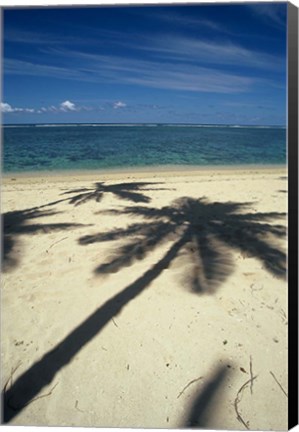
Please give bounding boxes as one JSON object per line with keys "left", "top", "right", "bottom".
{"left": 3, "top": 164, "right": 287, "bottom": 183}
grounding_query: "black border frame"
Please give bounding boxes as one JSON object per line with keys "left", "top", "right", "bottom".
{"left": 288, "top": 1, "right": 299, "bottom": 429}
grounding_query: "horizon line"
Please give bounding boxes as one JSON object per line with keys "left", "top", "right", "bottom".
{"left": 2, "top": 122, "right": 286, "bottom": 127}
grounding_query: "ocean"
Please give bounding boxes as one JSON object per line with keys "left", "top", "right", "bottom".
{"left": 2, "top": 124, "right": 286, "bottom": 173}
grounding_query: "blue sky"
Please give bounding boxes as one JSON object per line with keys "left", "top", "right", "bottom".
{"left": 2, "top": 2, "right": 287, "bottom": 125}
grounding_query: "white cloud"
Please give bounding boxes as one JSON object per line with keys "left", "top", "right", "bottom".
{"left": 1, "top": 103, "right": 14, "bottom": 113}
{"left": 1, "top": 102, "right": 35, "bottom": 113}
{"left": 113, "top": 101, "right": 127, "bottom": 109}
{"left": 60, "top": 100, "right": 77, "bottom": 111}
{"left": 38, "top": 101, "right": 80, "bottom": 113}
{"left": 1, "top": 100, "right": 83, "bottom": 115}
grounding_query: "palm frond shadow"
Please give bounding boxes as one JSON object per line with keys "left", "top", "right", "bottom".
{"left": 36, "top": 181, "right": 171, "bottom": 209}
{"left": 2, "top": 208, "right": 86, "bottom": 271}
{"left": 80, "top": 197, "right": 287, "bottom": 293}
{"left": 2, "top": 181, "right": 170, "bottom": 271}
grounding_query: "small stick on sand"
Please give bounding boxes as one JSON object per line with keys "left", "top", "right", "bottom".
{"left": 112, "top": 318, "right": 119, "bottom": 328}
{"left": 6, "top": 382, "right": 58, "bottom": 411}
{"left": 5, "top": 376, "right": 59, "bottom": 411}
{"left": 47, "top": 237, "right": 68, "bottom": 252}
{"left": 249, "top": 356, "right": 254, "bottom": 394}
{"left": 177, "top": 376, "right": 203, "bottom": 399}
{"left": 3, "top": 362, "right": 22, "bottom": 394}
{"left": 270, "top": 371, "right": 288, "bottom": 397}
{"left": 3, "top": 362, "right": 58, "bottom": 411}
{"left": 23, "top": 382, "right": 59, "bottom": 408}
{"left": 234, "top": 376, "right": 257, "bottom": 430}
{"left": 75, "top": 399, "right": 85, "bottom": 413}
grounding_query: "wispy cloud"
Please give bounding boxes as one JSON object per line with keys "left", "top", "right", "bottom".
{"left": 246, "top": 3, "right": 286, "bottom": 29}
{"left": 144, "top": 10, "right": 229, "bottom": 33}
{"left": 4, "top": 58, "right": 83, "bottom": 80}
{"left": 4, "top": 28, "right": 98, "bottom": 47}
{"left": 113, "top": 101, "right": 127, "bottom": 109}
{"left": 58, "top": 47, "right": 280, "bottom": 92}
{"left": 119, "top": 34, "right": 284, "bottom": 71}
{"left": 122, "top": 65, "right": 254, "bottom": 93}
{"left": 107, "top": 25, "right": 284, "bottom": 71}
{"left": 5, "top": 47, "right": 260, "bottom": 94}
{"left": 4, "top": 12, "right": 285, "bottom": 98}
{"left": 4, "top": 23, "right": 284, "bottom": 97}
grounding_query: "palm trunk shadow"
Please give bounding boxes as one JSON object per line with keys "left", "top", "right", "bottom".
{"left": 2, "top": 234, "right": 188, "bottom": 423}
{"left": 182, "top": 365, "right": 230, "bottom": 429}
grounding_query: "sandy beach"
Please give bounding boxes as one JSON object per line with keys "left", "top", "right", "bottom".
{"left": 1, "top": 166, "right": 288, "bottom": 429}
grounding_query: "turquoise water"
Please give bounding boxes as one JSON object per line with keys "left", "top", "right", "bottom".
{"left": 3, "top": 124, "right": 286, "bottom": 173}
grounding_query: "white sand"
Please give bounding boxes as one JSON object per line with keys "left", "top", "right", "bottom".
{"left": 1, "top": 167, "right": 288, "bottom": 429}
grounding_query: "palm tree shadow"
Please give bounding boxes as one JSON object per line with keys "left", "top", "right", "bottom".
{"left": 80, "top": 196, "right": 287, "bottom": 293}
{"left": 36, "top": 181, "right": 171, "bottom": 209}
{"left": 2, "top": 208, "right": 86, "bottom": 271}
{"left": 2, "top": 197, "right": 286, "bottom": 423}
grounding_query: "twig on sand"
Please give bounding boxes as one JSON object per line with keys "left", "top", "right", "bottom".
{"left": 75, "top": 399, "right": 85, "bottom": 413}
{"left": 270, "top": 371, "right": 288, "bottom": 397}
{"left": 22, "top": 382, "right": 59, "bottom": 409}
{"left": 112, "top": 318, "right": 119, "bottom": 328}
{"left": 249, "top": 356, "right": 254, "bottom": 395}
{"left": 8, "top": 382, "right": 59, "bottom": 411}
{"left": 46, "top": 237, "right": 68, "bottom": 252}
{"left": 4, "top": 364, "right": 59, "bottom": 411}
{"left": 3, "top": 362, "right": 22, "bottom": 395}
{"left": 234, "top": 375, "right": 257, "bottom": 430}
{"left": 177, "top": 376, "right": 203, "bottom": 399}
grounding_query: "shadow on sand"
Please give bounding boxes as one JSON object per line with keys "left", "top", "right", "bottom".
{"left": 80, "top": 196, "right": 287, "bottom": 292}
{"left": 182, "top": 364, "right": 231, "bottom": 428}
{"left": 2, "top": 181, "right": 169, "bottom": 272}
{"left": 2, "top": 208, "right": 85, "bottom": 271}
{"left": 2, "top": 196, "right": 286, "bottom": 423}
{"left": 35, "top": 181, "right": 170, "bottom": 208}
{"left": 2, "top": 235, "right": 186, "bottom": 422}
